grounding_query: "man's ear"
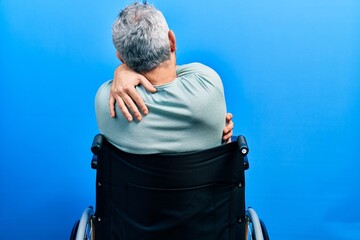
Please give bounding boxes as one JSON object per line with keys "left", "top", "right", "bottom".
{"left": 168, "top": 30, "right": 176, "bottom": 52}
{"left": 116, "top": 51, "right": 124, "bottom": 63}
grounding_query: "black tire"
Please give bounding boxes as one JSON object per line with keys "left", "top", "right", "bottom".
{"left": 69, "top": 220, "right": 80, "bottom": 240}
{"left": 260, "top": 219, "right": 270, "bottom": 240}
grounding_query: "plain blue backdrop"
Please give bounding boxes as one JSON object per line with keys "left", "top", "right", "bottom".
{"left": 1, "top": 0, "right": 359, "bottom": 239}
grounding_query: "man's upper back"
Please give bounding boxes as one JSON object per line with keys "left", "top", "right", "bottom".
{"left": 95, "top": 62, "right": 227, "bottom": 154}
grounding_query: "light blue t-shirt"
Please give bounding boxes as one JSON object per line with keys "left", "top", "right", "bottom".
{"left": 95, "top": 62, "right": 227, "bottom": 154}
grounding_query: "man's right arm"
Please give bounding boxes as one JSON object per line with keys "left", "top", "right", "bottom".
{"left": 223, "top": 113, "right": 234, "bottom": 143}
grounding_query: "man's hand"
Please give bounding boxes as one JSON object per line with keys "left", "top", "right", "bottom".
{"left": 223, "top": 113, "right": 234, "bottom": 143}
{"left": 109, "top": 64, "right": 157, "bottom": 121}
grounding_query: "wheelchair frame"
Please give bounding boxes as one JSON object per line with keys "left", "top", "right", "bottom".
{"left": 70, "top": 135, "right": 269, "bottom": 240}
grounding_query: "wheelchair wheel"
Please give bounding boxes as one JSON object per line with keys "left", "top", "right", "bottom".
{"left": 74, "top": 207, "right": 94, "bottom": 240}
{"left": 69, "top": 220, "right": 79, "bottom": 240}
{"left": 245, "top": 207, "right": 264, "bottom": 240}
{"left": 260, "top": 219, "right": 270, "bottom": 240}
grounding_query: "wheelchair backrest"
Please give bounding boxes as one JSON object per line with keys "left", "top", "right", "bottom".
{"left": 92, "top": 135, "right": 248, "bottom": 240}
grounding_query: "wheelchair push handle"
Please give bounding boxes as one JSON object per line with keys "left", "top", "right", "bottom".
{"left": 237, "top": 135, "right": 249, "bottom": 156}
{"left": 91, "top": 134, "right": 104, "bottom": 155}
{"left": 91, "top": 134, "right": 105, "bottom": 170}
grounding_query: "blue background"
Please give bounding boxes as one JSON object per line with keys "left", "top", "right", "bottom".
{"left": 1, "top": 0, "right": 359, "bottom": 239}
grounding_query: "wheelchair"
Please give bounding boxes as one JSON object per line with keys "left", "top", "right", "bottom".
{"left": 70, "top": 134, "right": 269, "bottom": 240}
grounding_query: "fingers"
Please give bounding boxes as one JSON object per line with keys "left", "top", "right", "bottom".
{"left": 112, "top": 87, "right": 147, "bottom": 121}
{"left": 223, "top": 130, "right": 233, "bottom": 143}
{"left": 223, "top": 114, "right": 234, "bottom": 135}
{"left": 109, "top": 94, "right": 133, "bottom": 122}
{"left": 223, "top": 120, "right": 234, "bottom": 133}
{"left": 225, "top": 112, "right": 233, "bottom": 122}
{"left": 120, "top": 92, "right": 143, "bottom": 121}
{"left": 109, "top": 65, "right": 154, "bottom": 121}
{"left": 109, "top": 95, "right": 116, "bottom": 118}
{"left": 223, "top": 112, "right": 234, "bottom": 142}
{"left": 223, "top": 126, "right": 233, "bottom": 141}
{"left": 109, "top": 74, "right": 152, "bottom": 121}
{"left": 140, "top": 75, "right": 157, "bottom": 93}
{"left": 128, "top": 91, "right": 149, "bottom": 116}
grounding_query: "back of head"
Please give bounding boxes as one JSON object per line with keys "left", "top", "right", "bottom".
{"left": 112, "top": 2, "right": 171, "bottom": 73}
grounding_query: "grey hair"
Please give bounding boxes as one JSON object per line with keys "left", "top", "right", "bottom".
{"left": 112, "top": 2, "right": 171, "bottom": 73}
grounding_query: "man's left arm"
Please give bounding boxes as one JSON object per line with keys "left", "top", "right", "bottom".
{"left": 109, "top": 64, "right": 157, "bottom": 121}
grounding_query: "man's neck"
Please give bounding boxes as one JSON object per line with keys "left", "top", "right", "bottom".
{"left": 142, "top": 54, "right": 177, "bottom": 86}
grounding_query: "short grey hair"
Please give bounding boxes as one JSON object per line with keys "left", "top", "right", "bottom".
{"left": 112, "top": 2, "right": 171, "bottom": 73}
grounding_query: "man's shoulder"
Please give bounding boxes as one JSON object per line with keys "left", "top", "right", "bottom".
{"left": 177, "top": 62, "right": 223, "bottom": 90}
{"left": 97, "top": 80, "right": 113, "bottom": 92}
{"left": 177, "top": 62, "right": 218, "bottom": 75}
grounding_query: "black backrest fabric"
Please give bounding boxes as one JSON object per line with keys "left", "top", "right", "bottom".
{"left": 94, "top": 138, "right": 246, "bottom": 240}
